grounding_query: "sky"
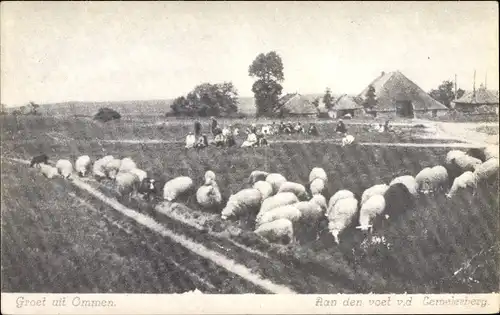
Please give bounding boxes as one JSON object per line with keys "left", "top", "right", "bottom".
{"left": 1, "top": 1, "right": 498, "bottom": 106}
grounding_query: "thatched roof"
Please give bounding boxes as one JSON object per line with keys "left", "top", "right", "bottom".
{"left": 454, "top": 86, "right": 499, "bottom": 105}
{"left": 358, "top": 70, "right": 449, "bottom": 111}
{"left": 332, "top": 94, "right": 363, "bottom": 110}
{"left": 276, "top": 93, "right": 318, "bottom": 115}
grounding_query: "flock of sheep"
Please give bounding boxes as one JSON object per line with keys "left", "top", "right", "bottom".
{"left": 29, "top": 143, "right": 498, "bottom": 246}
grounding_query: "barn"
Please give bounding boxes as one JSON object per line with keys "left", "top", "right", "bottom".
{"left": 357, "top": 71, "right": 450, "bottom": 118}
{"left": 275, "top": 93, "right": 319, "bottom": 117}
{"left": 452, "top": 85, "right": 499, "bottom": 115}
{"left": 330, "top": 94, "right": 365, "bottom": 118}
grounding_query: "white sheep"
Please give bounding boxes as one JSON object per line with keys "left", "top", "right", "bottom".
{"left": 360, "top": 184, "right": 389, "bottom": 205}
{"left": 265, "top": 173, "right": 287, "bottom": 194}
{"left": 119, "top": 157, "right": 137, "bottom": 174}
{"left": 256, "top": 204, "right": 302, "bottom": 227}
{"left": 445, "top": 150, "right": 466, "bottom": 165}
{"left": 75, "top": 155, "right": 91, "bottom": 177}
{"left": 247, "top": 170, "right": 269, "bottom": 185}
{"left": 327, "top": 197, "right": 358, "bottom": 244}
{"left": 55, "top": 159, "right": 73, "bottom": 179}
{"left": 341, "top": 134, "right": 355, "bottom": 147}
{"left": 415, "top": 167, "right": 435, "bottom": 194}
{"left": 357, "top": 194, "right": 386, "bottom": 232}
{"left": 104, "top": 158, "right": 122, "bottom": 179}
{"left": 221, "top": 188, "right": 262, "bottom": 220}
{"left": 310, "top": 194, "right": 327, "bottom": 211}
{"left": 389, "top": 175, "right": 418, "bottom": 197}
{"left": 309, "top": 178, "right": 326, "bottom": 195}
{"left": 257, "top": 192, "right": 299, "bottom": 219}
{"left": 327, "top": 189, "right": 355, "bottom": 213}
{"left": 483, "top": 145, "right": 499, "bottom": 161}
{"left": 196, "top": 179, "right": 222, "bottom": 209}
{"left": 473, "top": 158, "right": 499, "bottom": 182}
{"left": 277, "top": 181, "right": 309, "bottom": 200}
{"left": 204, "top": 170, "right": 216, "bottom": 184}
{"left": 446, "top": 171, "right": 477, "bottom": 199}
{"left": 128, "top": 168, "right": 148, "bottom": 182}
{"left": 452, "top": 154, "right": 482, "bottom": 173}
{"left": 40, "top": 164, "right": 59, "bottom": 179}
{"left": 309, "top": 167, "right": 327, "bottom": 184}
{"left": 253, "top": 180, "right": 274, "bottom": 200}
{"left": 254, "top": 219, "right": 294, "bottom": 244}
{"left": 115, "top": 172, "right": 141, "bottom": 200}
{"left": 93, "top": 155, "right": 114, "bottom": 179}
{"left": 163, "top": 176, "right": 194, "bottom": 201}
{"left": 431, "top": 165, "right": 449, "bottom": 192}
{"left": 293, "top": 200, "right": 324, "bottom": 222}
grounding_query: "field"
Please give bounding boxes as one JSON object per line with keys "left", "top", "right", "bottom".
{"left": 1, "top": 115, "right": 498, "bottom": 294}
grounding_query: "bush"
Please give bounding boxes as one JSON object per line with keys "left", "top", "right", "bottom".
{"left": 93, "top": 108, "right": 121, "bottom": 122}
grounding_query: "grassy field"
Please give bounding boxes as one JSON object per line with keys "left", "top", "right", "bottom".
{"left": 1, "top": 115, "right": 498, "bottom": 294}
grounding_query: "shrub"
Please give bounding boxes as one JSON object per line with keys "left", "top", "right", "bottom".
{"left": 93, "top": 108, "right": 121, "bottom": 122}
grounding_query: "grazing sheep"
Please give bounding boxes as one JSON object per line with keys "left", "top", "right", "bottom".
{"left": 75, "top": 155, "right": 91, "bottom": 177}
{"left": 92, "top": 155, "right": 114, "bottom": 179}
{"left": 247, "top": 170, "right": 269, "bottom": 185}
{"left": 196, "top": 179, "right": 222, "bottom": 209}
{"left": 55, "top": 159, "right": 73, "bottom": 179}
{"left": 115, "top": 172, "right": 141, "bottom": 200}
{"left": 466, "top": 148, "right": 487, "bottom": 162}
{"left": 221, "top": 188, "right": 262, "bottom": 220}
{"left": 253, "top": 181, "right": 274, "bottom": 200}
{"left": 257, "top": 192, "right": 299, "bottom": 219}
{"left": 309, "top": 167, "right": 328, "bottom": 184}
{"left": 415, "top": 167, "right": 435, "bottom": 194}
{"left": 163, "top": 176, "right": 194, "bottom": 201}
{"left": 431, "top": 165, "right": 449, "bottom": 191}
{"left": 104, "top": 158, "right": 122, "bottom": 179}
{"left": 265, "top": 173, "right": 287, "bottom": 194}
{"left": 327, "top": 189, "right": 355, "bottom": 212}
{"left": 474, "top": 158, "right": 499, "bottom": 182}
{"left": 326, "top": 197, "right": 358, "bottom": 244}
{"left": 39, "top": 164, "right": 59, "bottom": 179}
{"left": 309, "top": 178, "right": 326, "bottom": 195}
{"left": 341, "top": 134, "right": 355, "bottom": 147}
{"left": 451, "top": 154, "right": 482, "bottom": 173}
{"left": 389, "top": 175, "right": 418, "bottom": 197}
{"left": 293, "top": 200, "right": 324, "bottom": 222}
{"left": 30, "top": 154, "right": 49, "bottom": 168}
{"left": 446, "top": 171, "right": 477, "bottom": 199}
{"left": 446, "top": 150, "right": 466, "bottom": 165}
{"left": 256, "top": 204, "right": 302, "bottom": 227}
{"left": 128, "top": 168, "right": 148, "bottom": 182}
{"left": 360, "top": 184, "right": 389, "bottom": 205}
{"left": 483, "top": 145, "right": 499, "bottom": 161}
{"left": 357, "top": 195, "right": 386, "bottom": 232}
{"left": 254, "top": 219, "right": 294, "bottom": 244}
{"left": 383, "top": 183, "right": 415, "bottom": 221}
{"left": 310, "top": 194, "right": 327, "bottom": 211}
{"left": 277, "top": 181, "right": 309, "bottom": 200}
{"left": 119, "top": 157, "right": 137, "bottom": 174}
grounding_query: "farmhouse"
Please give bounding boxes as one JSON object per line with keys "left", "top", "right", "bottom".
{"left": 275, "top": 93, "right": 318, "bottom": 117}
{"left": 357, "top": 71, "right": 450, "bottom": 118}
{"left": 330, "top": 94, "right": 365, "bottom": 118}
{"left": 452, "top": 85, "right": 499, "bottom": 115}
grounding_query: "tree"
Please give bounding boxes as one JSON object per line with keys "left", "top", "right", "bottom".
{"left": 322, "top": 88, "right": 334, "bottom": 110}
{"left": 170, "top": 82, "right": 239, "bottom": 117}
{"left": 249, "top": 51, "right": 284, "bottom": 116}
{"left": 94, "top": 108, "right": 121, "bottom": 122}
{"left": 27, "top": 101, "right": 40, "bottom": 115}
{"left": 363, "top": 85, "right": 377, "bottom": 110}
{"left": 312, "top": 97, "right": 320, "bottom": 109}
{"left": 429, "top": 80, "right": 465, "bottom": 108}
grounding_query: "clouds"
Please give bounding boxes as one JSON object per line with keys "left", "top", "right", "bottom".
{"left": 1, "top": 1, "right": 498, "bottom": 106}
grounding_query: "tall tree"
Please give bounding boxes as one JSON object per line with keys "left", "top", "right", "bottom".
{"left": 363, "top": 85, "right": 377, "bottom": 110}
{"left": 312, "top": 97, "right": 320, "bottom": 109}
{"left": 429, "top": 80, "right": 465, "bottom": 108}
{"left": 322, "top": 88, "right": 334, "bottom": 110}
{"left": 249, "top": 51, "right": 284, "bottom": 116}
{"left": 27, "top": 101, "right": 40, "bottom": 115}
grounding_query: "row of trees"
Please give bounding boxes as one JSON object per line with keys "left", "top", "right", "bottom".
{"left": 2, "top": 101, "right": 41, "bottom": 116}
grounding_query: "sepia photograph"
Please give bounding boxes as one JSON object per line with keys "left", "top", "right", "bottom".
{"left": 1, "top": 1, "right": 499, "bottom": 314}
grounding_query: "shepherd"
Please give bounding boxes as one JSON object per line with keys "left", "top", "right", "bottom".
{"left": 211, "top": 117, "right": 219, "bottom": 136}
{"left": 335, "top": 119, "right": 347, "bottom": 134}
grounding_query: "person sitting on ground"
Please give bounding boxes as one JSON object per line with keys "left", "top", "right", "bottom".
{"left": 384, "top": 120, "right": 392, "bottom": 132}
{"left": 335, "top": 119, "right": 347, "bottom": 134}
{"left": 294, "top": 122, "right": 304, "bottom": 133}
{"left": 241, "top": 132, "right": 258, "bottom": 147}
{"left": 195, "top": 134, "right": 208, "bottom": 149}
{"left": 250, "top": 123, "right": 258, "bottom": 134}
{"left": 185, "top": 132, "right": 196, "bottom": 149}
{"left": 279, "top": 121, "right": 286, "bottom": 133}
{"left": 226, "top": 133, "right": 236, "bottom": 147}
{"left": 214, "top": 133, "right": 225, "bottom": 147}
{"left": 308, "top": 123, "right": 319, "bottom": 136}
